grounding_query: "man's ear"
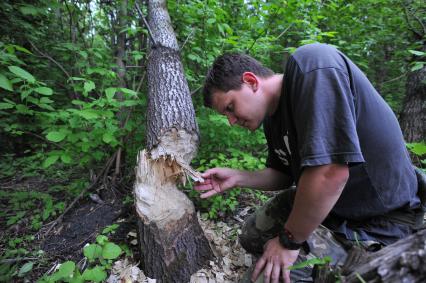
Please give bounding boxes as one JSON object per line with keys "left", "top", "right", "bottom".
{"left": 242, "top": 72, "right": 258, "bottom": 92}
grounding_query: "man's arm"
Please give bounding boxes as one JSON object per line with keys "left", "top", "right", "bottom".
{"left": 252, "top": 163, "right": 349, "bottom": 283}
{"left": 285, "top": 163, "right": 349, "bottom": 241}
{"left": 194, "top": 167, "right": 293, "bottom": 198}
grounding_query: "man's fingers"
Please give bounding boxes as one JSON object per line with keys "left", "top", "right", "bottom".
{"left": 200, "top": 189, "right": 220, "bottom": 198}
{"left": 212, "top": 181, "right": 222, "bottom": 193}
{"left": 251, "top": 258, "right": 266, "bottom": 282}
{"left": 271, "top": 264, "right": 281, "bottom": 283}
{"left": 194, "top": 183, "right": 213, "bottom": 191}
{"left": 282, "top": 267, "right": 290, "bottom": 283}
{"left": 201, "top": 168, "right": 220, "bottom": 178}
{"left": 263, "top": 261, "right": 273, "bottom": 283}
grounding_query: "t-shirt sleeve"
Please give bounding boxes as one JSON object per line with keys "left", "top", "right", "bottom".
{"left": 290, "top": 67, "right": 365, "bottom": 167}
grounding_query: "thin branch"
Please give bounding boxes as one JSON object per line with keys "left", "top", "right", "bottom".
{"left": 135, "top": 2, "right": 158, "bottom": 47}
{"left": 28, "top": 41, "right": 72, "bottom": 79}
{"left": 0, "top": 257, "right": 39, "bottom": 264}
{"left": 180, "top": 28, "right": 195, "bottom": 51}
{"left": 404, "top": 6, "right": 423, "bottom": 38}
{"left": 412, "top": 13, "right": 426, "bottom": 35}
{"left": 41, "top": 152, "right": 117, "bottom": 237}
{"left": 191, "top": 85, "right": 202, "bottom": 96}
{"left": 275, "top": 23, "right": 294, "bottom": 41}
{"left": 24, "top": 131, "right": 65, "bottom": 150}
{"left": 382, "top": 73, "right": 408, "bottom": 84}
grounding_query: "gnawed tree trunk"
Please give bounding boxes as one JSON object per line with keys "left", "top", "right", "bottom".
{"left": 134, "top": 1, "right": 213, "bottom": 282}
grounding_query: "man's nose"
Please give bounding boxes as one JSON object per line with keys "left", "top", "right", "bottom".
{"left": 227, "top": 114, "right": 238, "bottom": 126}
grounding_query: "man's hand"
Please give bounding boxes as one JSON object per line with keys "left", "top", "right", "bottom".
{"left": 252, "top": 237, "right": 299, "bottom": 283}
{"left": 194, "top": 168, "right": 241, "bottom": 198}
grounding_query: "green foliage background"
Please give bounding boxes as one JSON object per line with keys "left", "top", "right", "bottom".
{"left": 0, "top": 0, "right": 425, "bottom": 281}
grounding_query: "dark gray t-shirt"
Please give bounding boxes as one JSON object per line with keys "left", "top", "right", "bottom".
{"left": 264, "top": 43, "right": 419, "bottom": 243}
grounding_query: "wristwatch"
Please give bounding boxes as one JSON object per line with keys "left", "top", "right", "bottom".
{"left": 278, "top": 228, "right": 305, "bottom": 250}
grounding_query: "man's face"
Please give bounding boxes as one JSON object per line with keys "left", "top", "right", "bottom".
{"left": 211, "top": 83, "right": 267, "bottom": 131}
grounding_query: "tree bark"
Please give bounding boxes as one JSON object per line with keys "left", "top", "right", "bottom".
{"left": 134, "top": 1, "right": 213, "bottom": 282}
{"left": 399, "top": 57, "right": 426, "bottom": 143}
{"left": 342, "top": 229, "right": 426, "bottom": 282}
{"left": 399, "top": 4, "right": 425, "bottom": 143}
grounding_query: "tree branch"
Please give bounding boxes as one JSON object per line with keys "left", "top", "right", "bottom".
{"left": 135, "top": 2, "right": 158, "bottom": 47}
{"left": 28, "top": 41, "right": 72, "bottom": 79}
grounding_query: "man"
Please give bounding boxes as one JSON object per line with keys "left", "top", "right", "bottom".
{"left": 194, "top": 43, "right": 422, "bottom": 283}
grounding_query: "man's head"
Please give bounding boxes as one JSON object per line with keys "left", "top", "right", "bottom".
{"left": 202, "top": 53, "right": 275, "bottom": 131}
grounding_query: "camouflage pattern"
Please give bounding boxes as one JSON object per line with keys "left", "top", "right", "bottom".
{"left": 238, "top": 188, "right": 351, "bottom": 282}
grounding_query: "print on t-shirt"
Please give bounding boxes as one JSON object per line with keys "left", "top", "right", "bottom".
{"left": 274, "top": 133, "right": 291, "bottom": 166}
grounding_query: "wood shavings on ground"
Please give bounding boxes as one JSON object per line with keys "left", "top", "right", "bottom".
{"left": 107, "top": 213, "right": 252, "bottom": 283}
{"left": 190, "top": 213, "right": 252, "bottom": 283}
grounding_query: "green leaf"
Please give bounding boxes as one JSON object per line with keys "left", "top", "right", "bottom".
{"left": 102, "top": 242, "right": 122, "bottom": 259}
{"left": 105, "top": 87, "right": 117, "bottom": 101}
{"left": 46, "top": 131, "right": 66, "bottom": 142}
{"left": 8, "top": 66, "right": 36, "bottom": 83}
{"left": 77, "top": 109, "right": 99, "bottom": 120}
{"left": 19, "top": 6, "right": 39, "bottom": 16}
{"left": 102, "top": 132, "right": 115, "bottom": 144}
{"left": 40, "top": 97, "right": 54, "bottom": 104}
{"left": 411, "top": 62, "right": 424, "bottom": 72}
{"left": 407, "top": 142, "right": 426, "bottom": 156}
{"left": 34, "top": 87, "right": 53, "bottom": 96}
{"left": 288, "top": 256, "right": 331, "bottom": 270}
{"left": 43, "top": 155, "right": 59, "bottom": 168}
{"left": 69, "top": 77, "right": 85, "bottom": 81}
{"left": 96, "top": 235, "right": 108, "bottom": 245}
{"left": 82, "top": 266, "right": 106, "bottom": 283}
{"left": 0, "top": 74, "right": 13, "bottom": 91}
{"left": 83, "top": 244, "right": 103, "bottom": 261}
{"left": 118, "top": 87, "right": 137, "bottom": 96}
{"left": 84, "top": 81, "right": 95, "bottom": 93}
{"left": 409, "top": 50, "right": 425, "bottom": 56}
{"left": 18, "top": 262, "right": 34, "bottom": 277}
{"left": 56, "top": 261, "right": 75, "bottom": 278}
{"left": 207, "top": 18, "right": 216, "bottom": 24}
{"left": 0, "top": 103, "right": 14, "bottom": 109}
{"left": 61, "top": 154, "right": 72, "bottom": 164}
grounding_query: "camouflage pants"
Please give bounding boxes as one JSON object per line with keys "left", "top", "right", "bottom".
{"left": 238, "top": 188, "right": 348, "bottom": 283}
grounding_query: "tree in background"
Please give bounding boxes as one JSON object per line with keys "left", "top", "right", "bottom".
{"left": 399, "top": 0, "right": 426, "bottom": 142}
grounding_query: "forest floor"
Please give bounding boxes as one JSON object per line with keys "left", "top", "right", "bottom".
{"left": 0, "top": 170, "right": 268, "bottom": 282}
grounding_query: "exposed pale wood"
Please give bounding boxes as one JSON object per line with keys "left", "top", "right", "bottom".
{"left": 134, "top": 0, "right": 212, "bottom": 282}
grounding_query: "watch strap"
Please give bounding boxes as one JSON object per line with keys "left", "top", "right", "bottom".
{"left": 278, "top": 228, "right": 306, "bottom": 250}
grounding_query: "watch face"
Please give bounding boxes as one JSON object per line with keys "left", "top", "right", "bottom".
{"left": 279, "top": 229, "right": 303, "bottom": 250}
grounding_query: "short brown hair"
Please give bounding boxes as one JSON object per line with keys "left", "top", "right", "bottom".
{"left": 202, "top": 53, "right": 274, "bottom": 107}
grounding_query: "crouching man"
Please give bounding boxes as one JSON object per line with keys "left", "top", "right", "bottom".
{"left": 195, "top": 44, "right": 424, "bottom": 283}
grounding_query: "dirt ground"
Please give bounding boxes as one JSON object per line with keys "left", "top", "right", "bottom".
{"left": 0, "top": 174, "right": 264, "bottom": 282}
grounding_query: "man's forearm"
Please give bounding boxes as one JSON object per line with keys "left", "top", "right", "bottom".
{"left": 237, "top": 168, "right": 293, "bottom": 191}
{"left": 284, "top": 164, "right": 349, "bottom": 242}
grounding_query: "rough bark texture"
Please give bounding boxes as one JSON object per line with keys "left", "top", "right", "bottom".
{"left": 315, "top": 230, "right": 426, "bottom": 283}
{"left": 399, "top": 43, "right": 426, "bottom": 143}
{"left": 399, "top": 65, "right": 426, "bottom": 142}
{"left": 134, "top": 0, "right": 212, "bottom": 282}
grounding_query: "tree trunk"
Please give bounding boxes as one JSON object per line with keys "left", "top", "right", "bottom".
{"left": 399, "top": 6, "right": 425, "bottom": 143}
{"left": 134, "top": 1, "right": 213, "bottom": 282}
{"left": 113, "top": 0, "right": 129, "bottom": 182}
{"left": 399, "top": 57, "right": 426, "bottom": 143}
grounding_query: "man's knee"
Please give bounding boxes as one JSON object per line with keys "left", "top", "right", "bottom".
{"left": 239, "top": 215, "right": 264, "bottom": 255}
